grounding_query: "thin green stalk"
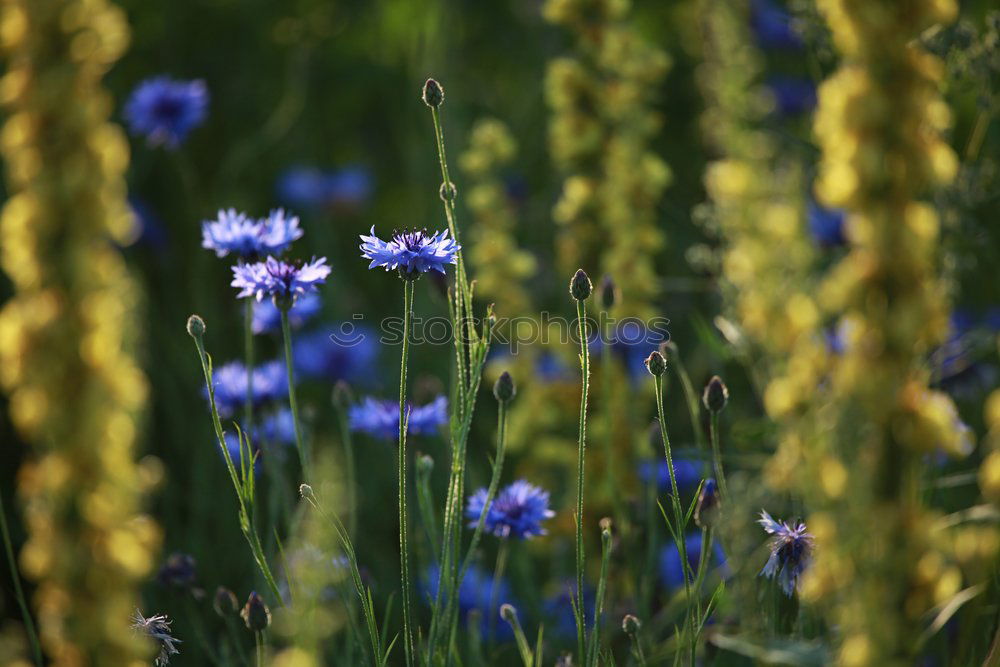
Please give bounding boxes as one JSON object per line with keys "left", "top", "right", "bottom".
{"left": 279, "top": 309, "right": 308, "bottom": 480}
{"left": 501, "top": 605, "right": 534, "bottom": 667}
{"left": 574, "top": 298, "right": 591, "bottom": 663}
{"left": 334, "top": 401, "right": 358, "bottom": 539}
{"left": 254, "top": 631, "right": 263, "bottom": 667}
{"left": 628, "top": 630, "right": 648, "bottom": 667}
{"left": 665, "top": 343, "right": 707, "bottom": 465}
{"left": 397, "top": 279, "right": 416, "bottom": 667}
{"left": 0, "top": 487, "right": 41, "bottom": 666}
{"left": 415, "top": 458, "right": 440, "bottom": 562}
{"left": 224, "top": 617, "right": 250, "bottom": 667}
{"left": 588, "top": 521, "right": 612, "bottom": 667}
{"left": 691, "top": 526, "right": 713, "bottom": 649}
{"left": 244, "top": 298, "right": 255, "bottom": 431}
{"left": 652, "top": 373, "right": 693, "bottom": 661}
{"left": 487, "top": 540, "right": 510, "bottom": 646}
{"left": 709, "top": 412, "right": 728, "bottom": 500}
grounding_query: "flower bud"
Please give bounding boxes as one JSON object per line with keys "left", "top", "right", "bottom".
{"left": 599, "top": 275, "right": 618, "bottom": 311}
{"left": 299, "top": 484, "right": 314, "bottom": 500}
{"left": 570, "top": 268, "right": 593, "bottom": 301}
{"left": 186, "top": 314, "right": 205, "bottom": 339}
{"left": 703, "top": 375, "right": 729, "bottom": 413}
{"left": 493, "top": 371, "right": 516, "bottom": 403}
{"left": 644, "top": 350, "right": 666, "bottom": 377}
{"left": 241, "top": 591, "right": 271, "bottom": 632}
{"left": 622, "top": 614, "right": 641, "bottom": 635}
{"left": 213, "top": 586, "right": 239, "bottom": 618}
{"left": 695, "top": 478, "right": 720, "bottom": 528}
{"left": 599, "top": 516, "right": 612, "bottom": 536}
{"left": 422, "top": 78, "right": 444, "bottom": 107}
{"left": 416, "top": 453, "right": 434, "bottom": 476}
{"left": 332, "top": 380, "right": 353, "bottom": 410}
{"left": 499, "top": 603, "right": 518, "bottom": 623}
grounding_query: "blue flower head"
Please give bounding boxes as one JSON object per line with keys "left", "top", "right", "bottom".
{"left": 205, "top": 360, "right": 290, "bottom": 418}
{"left": 423, "top": 564, "right": 515, "bottom": 641}
{"left": 256, "top": 409, "right": 297, "bottom": 446}
{"left": 277, "top": 165, "right": 373, "bottom": 210}
{"left": 660, "top": 533, "right": 726, "bottom": 591}
{"left": 637, "top": 459, "right": 701, "bottom": 494}
{"left": 253, "top": 293, "right": 322, "bottom": 335}
{"left": 465, "top": 479, "right": 555, "bottom": 539}
{"left": 360, "top": 226, "right": 459, "bottom": 276}
{"left": 203, "top": 208, "right": 304, "bottom": 259}
{"left": 293, "top": 324, "right": 379, "bottom": 384}
{"left": 750, "top": 0, "right": 803, "bottom": 50}
{"left": 766, "top": 76, "right": 817, "bottom": 116}
{"left": 231, "top": 256, "right": 331, "bottom": 305}
{"left": 808, "top": 202, "right": 847, "bottom": 247}
{"left": 758, "top": 510, "right": 813, "bottom": 597}
{"left": 124, "top": 77, "right": 208, "bottom": 148}
{"left": 589, "top": 322, "right": 668, "bottom": 380}
{"left": 349, "top": 395, "right": 448, "bottom": 440}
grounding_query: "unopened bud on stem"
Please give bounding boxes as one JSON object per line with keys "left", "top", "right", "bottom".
{"left": 570, "top": 269, "right": 593, "bottom": 302}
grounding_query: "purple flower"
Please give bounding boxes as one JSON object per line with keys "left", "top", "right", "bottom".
{"left": 253, "top": 293, "right": 322, "bottom": 335}
{"left": 231, "top": 256, "right": 331, "bottom": 304}
{"left": 124, "top": 77, "right": 208, "bottom": 149}
{"left": 360, "top": 226, "right": 459, "bottom": 276}
{"left": 202, "top": 208, "right": 303, "bottom": 259}
{"left": 465, "top": 479, "right": 555, "bottom": 539}
{"left": 348, "top": 395, "right": 448, "bottom": 440}
{"left": 758, "top": 510, "right": 813, "bottom": 596}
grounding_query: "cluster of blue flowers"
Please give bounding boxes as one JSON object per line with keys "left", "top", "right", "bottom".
{"left": 348, "top": 396, "right": 449, "bottom": 440}
{"left": 465, "top": 480, "right": 555, "bottom": 539}
{"left": 207, "top": 360, "right": 288, "bottom": 419}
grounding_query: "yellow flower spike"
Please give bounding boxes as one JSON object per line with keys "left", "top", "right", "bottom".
{"left": 980, "top": 452, "right": 1000, "bottom": 503}
{"left": 0, "top": 0, "right": 158, "bottom": 663}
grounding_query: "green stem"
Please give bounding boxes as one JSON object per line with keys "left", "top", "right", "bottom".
{"left": 254, "top": 631, "right": 263, "bottom": 667}
{"left": 574, "top": 298, "right": 591, "bottom": 663}
{"left": 666, "top": 343, "right": 707, "bottom": 469}
{"left": 244, "top": 298, "right": 255, "bottom": 432}
{"left": 487, "top": 540, "right": 510, "bottom": 646}
{"left": 416, "top": 458, "right": 440, "bottom": 562}
{"left": 335, "top": 402, "right": 358, "bottom": 539}
{"left": 0, "top": 486, "right": 41, "bottom": 666}
{"left": 709, "top": 412, "right": 728, "bottom": 500}
{"left": 628, "top": 630, "right": 648, "bottom": 667}
{"left": 691, "top": 526, "right": 713, "bottom": 651}
{"left": 398, "top": 280, "right": 416, "bottom": 667}
{"left": 280, "top": 308, "right": 309, "bottom": 480}
{"left": 588, "top": 523, "right": 612, "bottom": 667}
{"left": 652, "top": 373, "right": 693, "bottom": 661}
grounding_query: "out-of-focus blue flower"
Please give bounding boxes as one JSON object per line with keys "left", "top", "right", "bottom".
{"left": 424, "top": 564, "right": 515, "bottom": 641}
{"left": 808, "top": 202, "right": 847, "bottom": 247}
{"left": 535, "top": 352, "right": 574, "bottom": 382}
{"left": 360, "top": 227, "right": 459, "bottom": 276}
{"left": 750, "top": 0, "right": 803, "bottom": 50}
{"left": 232, "top": 256, "right": 331, "bottom": 303}
{"left": 758, "top": 510, "right": 813, "bottom": 597}
{"left": 590, "top": 322, "right": 668, "bottom": 379}
{"left": 256, "top": 409, "right": 297, "bottom": 446}
{"left": 542, "top": 585, "right": 594, "bottom": 640}
{"left": 277, "top": 165, "right": 374, "bottom": 210}
{"left": 465, "top": 480, "right": 555, "bottom": 539}
{"left": 933, "top": 310, "right": 1000, "bottom": 397}
{"left": 766, "top": 76, "right": 817, "bottom": 116}
{"left": 156, "top": 553, "right": 197, "bottom": 589}
{"left": 205, "top": 361, "right": 290, "bottom": 418}
{"left": 660, "top": 533, "right": 726, "bottom": 591}
{"left": 292, "top": 324, "right": 378, "bottom": 384}
{"left": 253, "top": 293, "right": 322, "bottom": 335}
{"left": 124, "top": 77, "right": 208, "bottom": 149}
{"left": 128, "top": 198, "right": 168, "bottom": 251}
{"left": 638, "top": 459, "right": 701, "bottom": 493}
{"left": 203, "top": 209, "right": 303, "bottom": 259}
{"left": 349, "top": 396, "right": 448, "bottom": 440}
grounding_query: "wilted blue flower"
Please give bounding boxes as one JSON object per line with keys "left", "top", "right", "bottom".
{"left": 360, "top": 226, "right": 459, "bottom": 276}
{"left": 204, "top": 361, "right": 290, "bottom": 418}
{"left": 750, "top": 0, "right": 803, "bottom": 50}
{"left": 638, "top": 459, "right": 701, "bottom": 493}
{"left": 253, "top": 293, "right": 322, "bottom": 334}
{"left": 808, "top": 202, "right": 847, "bottom": 247}
{"left": 124, "top": 77, "right": 208, "bottom": 149}
{"left": 277, "top": 165, "right": 374, "bottom": 210}
{"left": 202, "top": 209, "right": 303, "bottom": 259}
{"left": 131, "top": 610, "right": 181, "bottom": 666}
{"left": 293, "top": 324, "right": 379, "bottom": 384}
{"left": 758, "top": 510, "right": 813, "bottom": 597}
{"left": 349, "top": 395, "right": 448, "bottom": 440}
{"left": 766, "top": 76, "right": 817, "bottom": 116}
{"left": 424, "top": 564, "right": 515, "bottom": 640}
{"left": 660, "top": 533, "right": 726, "bottom": 591}
{"left": 465, "top": 479, "right": 555, "bottom": 539}
{"left": 232, "top": 256, "right": 331, "bottom": 304}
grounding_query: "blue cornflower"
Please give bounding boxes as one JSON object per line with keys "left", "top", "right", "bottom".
{"left": 543, "top": 585, "right": 594, "bottom": 640}
{"left": 808, "top": 202, "right": 847, "bottom": 247}
{"left": 423, "top": 564, "right": 515, "bottom": 640}
{"left": 758, "top": 510, "right": 813, "bottom": 597}
{"left": 231, "top": 256, "right": 331, "bottom": 304}
{"left": 124, "top": 76, "right": 208, "bottom": 148}
{"left": 465, "top": 479, "right": 555, "bottom": 539}
{"left": 202, "top": 209, "right": 304, "bottom": 259}
{"left": 277, "top": 165, "right": 373, "bottom": 210}
{"left": 293, "top": 324, "right": 379, "bottom": 384}
{"left": 660, "top": 533, "right": 726, "bottom": 591}
{"left": 637, "top": 459, "right": 701, "bottom": 493}
{"left": 206, "top": 361, "right": 289, "bottom": 418}
{"left": 349, "top": 395, "right": 448, "bottom": 440}
{"left": 253, "top": 293, "right": 322, "bottom": 335}
{"left": 256, "top": 409, "right": 297, "bottom": 446}
{"left": 766, "top": 76, "right": 817, "bottom": 116}
{"left": 750, "top": 0, "right": 803, "bottom": 50}
{"left": 360, "top": 226, "right": 459, "bottom": 276}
